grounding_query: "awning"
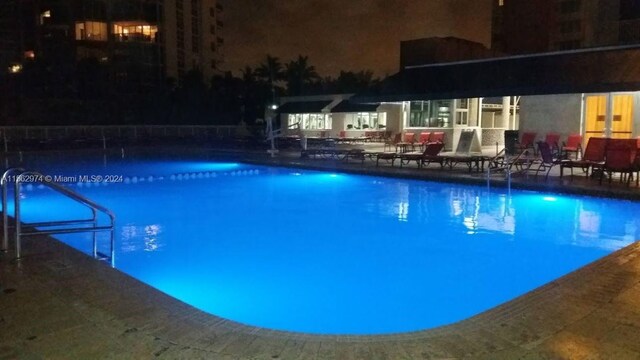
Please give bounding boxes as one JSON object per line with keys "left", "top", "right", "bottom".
{"left": 277, "top": 100, "right": 332, "bottom": 114}
{"left": 330, "top": 100, "right": 379, "bottom": 113}
{"left": 352, "top": 45, "right": 640, "bottom": 103}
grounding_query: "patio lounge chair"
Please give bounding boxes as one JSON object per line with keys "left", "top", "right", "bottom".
{"left": 383, "top": 133, "right": 402, "bottom": 152}
{"left": 416, "top": 132, "right": 431, "bottom": 150}
{"left": 429, "top": 132, "right": 445, "bottom": 145}
{"left": 516, "top": 132, "right": 537, "bottom": 154}
{"left": 397, "top": 142, "right": 445, "bottom": 168}
{"left": 532, "top": 141, "right": 570, "bottom": 180}
{"left": 562, "top": 134, "right": 583, "bottom": 159}
{"left": 560, "top": 137, "right": 608, "bottom": 179}
{"left": 544, "top": 133, "right": 561, "bottom": 156}
{"left": 599, "top": 139, "right": 637, "bottom": 186}
{"left": 488, "top": 130, "right": 537, "bottom": 174}
{"left": 396, "top": 132, "right": 415, "bottom": 153}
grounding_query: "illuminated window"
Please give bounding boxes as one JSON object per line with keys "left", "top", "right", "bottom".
{"left": 113, "top": 23, "right": 158, "bottom": 42}
{"left": 75, "top": 21, "right": 107, "bottom": 41}
{"left": 288, "top": 114, "right": 332, "bottom": 130}
{"left": 8, "top": 64, "right": 22, "bottom": 74}
{"left": 344, "top": 112, "right": 386, "bottom": 130}
{"left": 455, "top": 99, "right": 469, "bottom": 126}
{"left": 408, "top": 100, "right": 452, "bottom": 128}
{"left": 40, "top": 10, "right": 51, "bottom": 24}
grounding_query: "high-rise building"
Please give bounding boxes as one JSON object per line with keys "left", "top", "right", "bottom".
{"left": 492, "top": 0, "right": 638, "bottom": 54}
{"left": 0, "top": 0, "right": 225, "bottom": 87}
{"left": 164, "top": 0, "right": 224, "bottom": 80}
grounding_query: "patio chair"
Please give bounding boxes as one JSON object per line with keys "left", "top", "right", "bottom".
{"left": 488, "top": 130, "right": 536, "bottom": 174}
{"left": 599, "top": 140, "right": 637, "bottom": 186}
{"left": 375, "top": 151, "right": 399, "bottom": 167}
{"left": 516, "top": 132, "right": 537, "bottom": 154}
{"left": 383, "top": 133, "right": 401, "bottom": 152}
{"left": 544, "top": 133, "right": 561, "bottom": 156}
{"left": 562, "top": 134, "right": 583, "bottom": 159}
{"left": 416, "top": 132, "right": 431, "bottom": 150}
{"left": 396, "top": 132, "right": 415, "bottom": 153}
{"left": 559, "top": 137, "right": 608, "bottom": 179}
{"left": 398, "top": 142, "right": 445, "bottom": 168}
{"left": 429, "top": 132, "right": 445, "bottom": 145}
{"left": 532, "top": 141, "right": 570, "bottom": 180}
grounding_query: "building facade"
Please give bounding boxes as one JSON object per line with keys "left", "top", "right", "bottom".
{"left": 0, "top": 0, "right": 225, "bottom": 85}
{"left": 492, "top": 0, "right": 637, "bottom": 53}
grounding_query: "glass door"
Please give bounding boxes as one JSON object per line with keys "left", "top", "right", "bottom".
{"left": 611, "top": 95, "right": 634, "bottom": 139}
{"left": 584, "top": 95, "right": 607, "bottom": 146}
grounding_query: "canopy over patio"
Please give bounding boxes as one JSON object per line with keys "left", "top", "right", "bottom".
{"left": 352, "top": 45, "right": 640, "bottom": 103}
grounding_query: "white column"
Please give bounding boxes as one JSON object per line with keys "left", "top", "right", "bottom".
{"left": 501, "top": 96, "right": 511, "bottom": 129}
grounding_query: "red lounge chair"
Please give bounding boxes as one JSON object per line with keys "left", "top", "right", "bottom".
{"left": 517, "top": 132, "right": 536, "bottom": 153}
{"left": 562, "top": 134, "right": 583, "bottom": 159}
{"left": 398, "top": 142, "right": 445, "bottom": 168}
{"left": 544, "top": 133, "right": 561, "bottom": 155}
{"left": 599, "top": 139, "right": 637, "bottom": 186}
{"left": 396, "top": 132, "right": 415, "bottom": 153}
{"left": 429, "top": 132, "right": 445, "bottom": 144}
{"left": 560, "top": 137, "right": 608, "bottom": 178}
{"left": 533, "top": 141, "right": 570, "bottom": 180}
{"left": 417, "top": 132, "right": 431, "bottom": 150}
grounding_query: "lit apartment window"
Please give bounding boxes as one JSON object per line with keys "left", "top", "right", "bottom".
{"left": 113, "top": 23, "right": 158, "bottom": 42}
{"left": 40, "top": 10, "right": 51, "bottom": 24}
{"left": 75, "top": 21, "right": 108, "bottom": 41}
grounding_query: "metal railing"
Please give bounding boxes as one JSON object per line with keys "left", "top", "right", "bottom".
{"left": 1, "top": 168, "right": 116, "bottom": 265}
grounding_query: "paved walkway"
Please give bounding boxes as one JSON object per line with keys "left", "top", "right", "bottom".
{"left": 1, "top": 147, "right": 640, "bottom": 359}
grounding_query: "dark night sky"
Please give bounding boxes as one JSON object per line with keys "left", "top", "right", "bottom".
{"left": 224, "top": 0, "right": 493, "bottom": 77}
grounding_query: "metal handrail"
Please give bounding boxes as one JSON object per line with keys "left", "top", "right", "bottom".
{"left": 1, "top": 168, "right": 116, "bottom": 265}
{"left": 1, "top": 167, "right": 24, "bottom": 251}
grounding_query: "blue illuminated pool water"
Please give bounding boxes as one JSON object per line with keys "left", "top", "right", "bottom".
{"left": 10, "top": 155, "right": 640, "bottom": 335}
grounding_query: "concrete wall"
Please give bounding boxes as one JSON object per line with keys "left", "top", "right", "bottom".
{"left": 519, "top": 94, "right": 583, "bottom": 143}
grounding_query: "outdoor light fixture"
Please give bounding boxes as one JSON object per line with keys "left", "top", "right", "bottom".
{"left": 270, "top": 104, "right": 278, "bottom": 110}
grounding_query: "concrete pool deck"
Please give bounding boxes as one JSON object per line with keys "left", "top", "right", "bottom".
{"left": 1, "top": 147, "right": 640, "bottom": 359}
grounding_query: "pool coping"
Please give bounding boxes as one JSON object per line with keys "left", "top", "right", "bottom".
{"left": 2, "top": 228, "right": 640, "bottom": 358}
{"left": 2, "top": 148, "right": 640, "bottom": 358}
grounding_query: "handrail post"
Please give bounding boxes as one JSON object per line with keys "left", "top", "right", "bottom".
{"left": 2, "top": 178, "right": 8, "bottom": 251}
{"left": 2, "top": 168, "right": 25, "bottom": 251}
{"left": 14, "top": 178, "right": 21, "bottom": 259}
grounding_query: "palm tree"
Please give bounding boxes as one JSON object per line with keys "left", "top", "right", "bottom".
{"left": 255, "top": 55, "right": 284, "bottom": 105}
{"left": 284, "top": 55, "right": 319, "bottom": 96}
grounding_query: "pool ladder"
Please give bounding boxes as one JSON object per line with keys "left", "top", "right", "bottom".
{"left": 1, "top": 168, "right": 116, "bottom": 266}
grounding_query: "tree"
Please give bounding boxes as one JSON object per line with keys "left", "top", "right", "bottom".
{"left": 255, "top": 55, "right": 284, "bottom": 105}
{"left": 284, "top": 55, "right": 319, "bottom": 96}
{"left": 331, "top": 70, "right": 379, "bottom": 93}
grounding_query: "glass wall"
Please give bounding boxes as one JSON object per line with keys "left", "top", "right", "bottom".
{"left": 344, "top": 112, "right": 386, "bottom": 130}
{"left": 75, "top": 21, "right": 108, "bottom": 41}
{"left": 288, "top": 114, "right": 332, "bottom": 130}
{"left": 113, "top": 23, "right": 158, "bottom": 42}
{"left": 408, "top": 100, "right": 452, "bottom": 128}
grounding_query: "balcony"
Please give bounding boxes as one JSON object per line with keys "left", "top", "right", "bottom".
{"left": 113, "top": 22, "right": 158, "bottom": 43}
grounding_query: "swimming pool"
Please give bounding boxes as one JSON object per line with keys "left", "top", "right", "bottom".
{"left": 8, "top": 155, "right": 640, "bottom": 335}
